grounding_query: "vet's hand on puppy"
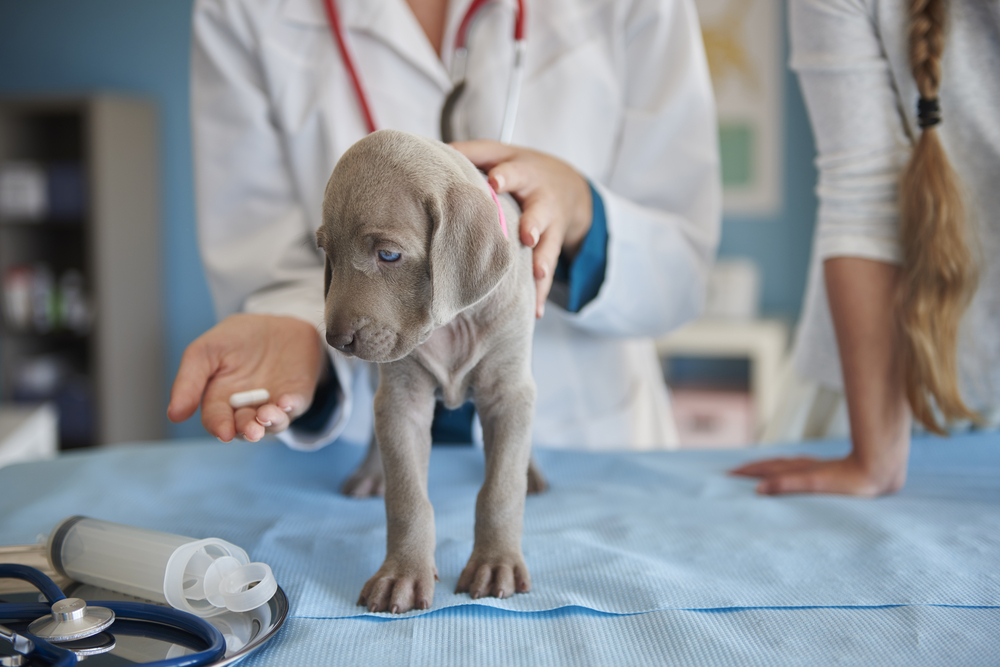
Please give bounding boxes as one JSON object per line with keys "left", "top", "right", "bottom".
{"left": 452, "top": 140, "right": 593, "bottom": 318}
{"left": 167, "top": 313, "right": 326, "bottom": 442}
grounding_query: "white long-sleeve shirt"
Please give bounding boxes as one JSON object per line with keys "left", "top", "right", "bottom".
{"left": 790, "top": 0, "right": 1000, "bottom": 418}
{"left": 190, "top": 0, "right": 721, "bottom": 449}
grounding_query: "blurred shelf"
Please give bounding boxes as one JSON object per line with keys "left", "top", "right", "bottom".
{"left": 0, "top": 95, "right": 164, "bottom": 449}
{"left": 0, "top": 218, "right": 87, "bottom": 232}
{"left": 1, "top": 327, "right": 90, "bottom": 341}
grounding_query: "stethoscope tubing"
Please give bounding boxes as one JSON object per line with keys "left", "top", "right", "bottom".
{"left": 5, "top": 628, "right": 76, "bottom": 667}
{"left": 0, "top": 563, "right": 227, "bottom": 667}
{"left": 1, "top": 564, "right": 64, "bottom": 601}
{"left": 322, "top": 0, "right": 526, "bottom": 141}
{"left": 455, "top": 0, "right": 525, "bottom": 47}
{"left": 321, "top": 0, "right": 378, "bottom": 134}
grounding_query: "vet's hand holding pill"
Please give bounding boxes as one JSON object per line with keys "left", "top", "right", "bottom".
{"left": 167, "top": 313, "right": 327, "bottom": 442}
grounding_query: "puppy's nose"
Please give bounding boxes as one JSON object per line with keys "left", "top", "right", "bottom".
{"left": 326, "top": 330, "right": 355, "bottom": 353}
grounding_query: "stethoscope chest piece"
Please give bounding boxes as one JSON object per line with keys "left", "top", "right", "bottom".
{"left": 54, "top": 631, "right": 117, "bottom": 658}
{"left": 27, "top": 597, "right": 115, "bottom": 642}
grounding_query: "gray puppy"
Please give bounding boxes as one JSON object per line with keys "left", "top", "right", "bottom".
{"left": 317, "top": 129, "right": 540, "bottom": 613}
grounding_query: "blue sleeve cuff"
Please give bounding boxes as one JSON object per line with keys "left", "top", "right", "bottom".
{"left": 291, "top": 355, "right": 340, "bottom": 435}
{"left": 554, "top": 182, "right": 608, "bottom": 313}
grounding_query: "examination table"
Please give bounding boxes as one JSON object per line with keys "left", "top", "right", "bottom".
{"left": 1, "top": 433, "right": 997, "bottom": 666}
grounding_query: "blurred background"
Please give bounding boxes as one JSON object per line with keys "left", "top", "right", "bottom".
{"left": 0, "top": 0, "right": 817, "bottom": 458}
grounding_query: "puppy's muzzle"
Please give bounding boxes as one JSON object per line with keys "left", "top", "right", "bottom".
{"left": 326, "top": 330, "right": 356, "bottom": 355}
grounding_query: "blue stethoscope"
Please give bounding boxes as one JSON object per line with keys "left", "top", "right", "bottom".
{"left": 0, "top": 564, "right": 226, "bottom": 667}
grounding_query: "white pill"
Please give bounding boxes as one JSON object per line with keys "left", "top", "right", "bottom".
{"left": 229, "top": 388, "right": 270, "bottom": 409}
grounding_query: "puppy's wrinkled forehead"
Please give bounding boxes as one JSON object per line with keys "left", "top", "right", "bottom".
{"left": 320, "top": 130, "right": 480, "bottom": 243}
{"left": 322, "top": 173, "right": 425, "bottom": 246}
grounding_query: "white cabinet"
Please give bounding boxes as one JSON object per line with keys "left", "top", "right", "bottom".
{"left": 658, "top": 318, "right": 789, "bottom": 447}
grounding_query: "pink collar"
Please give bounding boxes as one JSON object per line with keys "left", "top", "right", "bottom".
{"left": 487, "top": 183, "right": 508, "bottom": 238}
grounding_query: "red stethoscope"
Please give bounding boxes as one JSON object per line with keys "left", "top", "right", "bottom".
{"left": 321, "top": 0, "right": 526, "bottom": 143}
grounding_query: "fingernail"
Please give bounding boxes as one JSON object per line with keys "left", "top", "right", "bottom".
{"left": 281, "top": 405, "right": 293, "bottom": 413}
{"left": 493, "top": 173, "right": 505, "bottom": 191}
{"left": 529, "top": 228, "right": 539, "bottom": 246}
{"left": 256, "top": 417, "right": 272, "bottom": 427}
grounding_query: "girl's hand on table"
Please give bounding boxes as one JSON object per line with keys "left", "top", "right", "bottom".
{"left": 731, "top": 258, "right": 911, "bottom": 497}
{"left": 729, "top": 441, "right": 909, "bottom": 497}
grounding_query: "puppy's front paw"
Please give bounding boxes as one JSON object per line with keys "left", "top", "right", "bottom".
{"left": 456, "top": 551, "right": 531, "bottom": 600}
{"left": 358, "top": 560, "right": 438, "bottom": 613}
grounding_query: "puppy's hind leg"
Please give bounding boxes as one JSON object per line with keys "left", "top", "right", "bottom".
{"left": 527, "top": 455, "right": 547, "bottom": 495}
{"left": 341, "top": 434, "right": 385, "bottom": 497}
{"left": 341, "top": 363, "right": 385, "bottom": 497}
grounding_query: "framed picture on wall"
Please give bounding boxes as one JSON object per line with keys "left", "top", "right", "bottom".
{"left": 696, "top": 0, "right": 784, "bottom": 216}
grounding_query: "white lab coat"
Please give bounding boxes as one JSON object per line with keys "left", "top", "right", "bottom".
{"left": 190, "top": 0, "right": 720, "bottom": 450}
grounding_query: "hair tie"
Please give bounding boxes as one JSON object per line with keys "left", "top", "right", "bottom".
{"left": 917, "top": 97, "right": 941, "bottom": 129}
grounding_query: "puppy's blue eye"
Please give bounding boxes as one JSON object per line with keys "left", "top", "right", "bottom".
{"left": 378, "top": 250, "right": 401, "bottom": 262}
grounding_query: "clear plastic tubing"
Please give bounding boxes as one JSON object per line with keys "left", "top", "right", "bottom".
{"left": 46, "top": 516, "right": 276, "bottom": 617}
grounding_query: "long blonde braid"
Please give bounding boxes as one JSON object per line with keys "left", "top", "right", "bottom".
{"left": 898, "top": 0, "right": 978, "bottom": 433}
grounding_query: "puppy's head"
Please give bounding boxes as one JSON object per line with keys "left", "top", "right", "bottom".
{"left": 317, "top": 129, "right": 513, "bottom": 363}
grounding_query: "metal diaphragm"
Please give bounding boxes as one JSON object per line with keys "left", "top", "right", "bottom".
{"left": 27, "top": 597, "right": 114, "bottom": 642}
{"left": 57, "top": 631, "right": 117, "bottom": 657}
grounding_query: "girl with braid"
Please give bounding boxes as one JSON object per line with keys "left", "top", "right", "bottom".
{"left": 732, "top": 0, "right": 1000, "bottom": 496}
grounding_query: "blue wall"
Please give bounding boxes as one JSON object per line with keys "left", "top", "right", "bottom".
{"left": 719, "top": 3, "right": 819, "bottom": 319}
{"left": 0, "top": 0, "right": 213, "bottom": 438}
{"left": 0, "top": 0, "right": 818, "bottom": 439}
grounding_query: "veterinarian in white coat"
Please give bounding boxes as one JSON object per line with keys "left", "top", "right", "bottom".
{"left": 169, "top": 0, "right": 720, "bottom": 451}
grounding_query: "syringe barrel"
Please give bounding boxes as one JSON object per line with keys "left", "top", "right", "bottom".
{"left": 47, "top": 516, "right": 193, "bottom": 603}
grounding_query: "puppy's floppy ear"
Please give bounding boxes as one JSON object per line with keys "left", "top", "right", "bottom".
{"left": 429, "top": 181, "right": 513, "bottom": 325}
